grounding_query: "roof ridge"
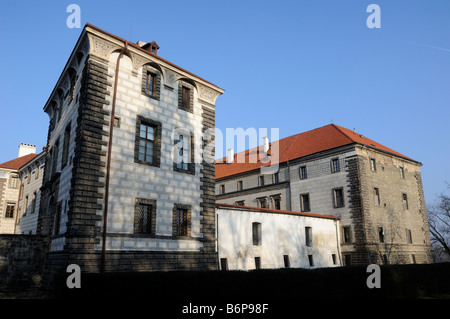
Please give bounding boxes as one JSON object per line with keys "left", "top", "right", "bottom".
{"left": 330, "top": 124, "right": 356, "bottom": 143}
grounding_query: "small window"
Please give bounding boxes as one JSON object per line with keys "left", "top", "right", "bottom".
{"left": 402, "top": 193, "right": 409, "bottom": 210}
{"left": 9, "top": 175, "right": 19, "bottom": 188}
{"left": 145, "top": 72, "right": 157, "bottom": 96}
{"left": 300, "top": 166, "right": 307, "bottom": 179}
{"left": 174, "top": 207, "right": 189, "bottom": 237}
{"left": 5, "top": 203, "right": 15, "bottom": 218}
{"left": 370, "top": 158, "right": 377, "bottom": 171}
{"left": 141, "top": 65, "right": 161, "bottom": 100}
{"left": 220, "top": 258, "right": 228, "bottom": 270}
{"left": 220, "top": 184, "right": 225, "bottom": 194}
{"left": 235, "top": 200, "right": 245, "bottom": 206}
{"left": 35, "top": 166, "right": 39, "bottom": 179}
{"left": 374, "top": 188, "right": 380, "bottom": 206}
{"left": 31, "top": 192, "right": 37, "bottom": 214}
{"left": 300, "top": 194, "right": 310, "bottom": 212}
{"left": 273, "top": 172, "right": 279, "bottom": 183}
{"left": 134, "top": 198, "right": 156, "bottom": 235}
{"left": 283, "top": 255, "right": 290, "bottom": 268}
{"left": 343, "top": 226, "right": 352, "bottom": 243}
{"left": 178, "top": 81, "right": 193, "bottom": 112}
{"left": 257, "top": 197, "right": 267, "bottom": 208}
{"left": 332, "top": 254, "right": 337, "bottom": 265}
{"left": 259, "top": 176, "right": 265, "bottom": 187}
{"left": 237, "top": 180, "right": 243, "bottom": 191}
{"left": 273, "top": 197, "right": 281, "bottom": 210}
{"left": 406, "top": 228, "right": 413, "bottom": 244}
{"left": 176, "top": 134, "right": 189, "bottom": 171}
{"left": 331, "top": 158, "right": 340, "bottom": 173}
{"left": 399, "top": 167, "right": 405, "bottom": 179}
{"left": 252, "top": 222, "right": 262, "bottom": 245}
{"left": 378, "top": 227, "right": 385, "bottom": 243}
{"left": 333, "top": 188, "right": 345, "bottom": 208}
{"left": 308, "top": 255, "right": 314, "bottom": 267}
{"left": 181, "top": 86, "right": 191, "bottom": 110}
{"left": 113, "top": 116, "right": 121, "bottom": 128}
{"left": 61, "top": 123, "right": 71, "bottom": 169}
{"left": 135, "top": 116, "right": 162, "bottom": 167}
{"left": 254, "top": 257, "right": 261, "bottom": 269}
{"left": 305, "top": 226, "right": 313, "bottom": 247}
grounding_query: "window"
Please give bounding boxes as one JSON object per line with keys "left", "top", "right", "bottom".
{"left": 332, "top": 254, "right": 337, "bottom": 265}
{"left": 54, "top": 204, "right": 62, "bottom": 236}
{"left": 273, "top": 196, "right": 281, "bottom": 210}
{"left": 220, "top": 184, "right": 225, "bottom": 194}
{"left": 176, "top": 134, "right": 189, "bottom": 171}
{"left": 113, "top": 116, "right": 121, "bottom": 128}
{"left": 406, "top": 228, "right": 412, "bottom": 244}
{"left": 134, "top": 198, "right": 156, "bottom": 235}
{"left": 283, "top": 255, "right": 290, "bottom": 268}
{"left": 27, "top": 169, "right": 31, "bottom": 184}
{"left": 235, "top": 200, "right": 245, "bottom": 206}
{"left": 378, "top": 227, "right": 385, "bottom": 243}
{"left": 300, "top": 194, "right": 310, "bottom": 212}
{"left": 61, "top": 123, "right": 71, "bottom": 169}
{"left": 5, "top": 203, "right": 15, "bottom": 218}
{"left": 9, "top": 175, "right": 19, "bottom": 188}
{"left": 374, "top": 188, "right": 380, "bottom": 206}
{"left": 145, "top": 72, "right": 157, "bottom": 96}
{"left": 402, "top": 193, "right": 409, "bottom": 210}
{"left": 370, "top": 158, "right": 377, "bottom": 171}
{"left": 333, "top": 188, "right": 345, "bottom": 208}
{"left": 237, "top": 180, "right": 243, "bottom": 191}
{"left": 252, "top": 222, "right": 262, "bottom": 245}
{"left": 258, "top": 176, "right": 264, "bottom": 187}
{"left": 135, "top": 116, "right": 162, "bottom": 167}
{"left": 257, "top": 197, "right": 267, "bottom": 208}
{"left": 173, "top": 204, "right": 191, "bottom": 237}
{"left": 178, "top": 81, "right": 194, "bottom": 113}
{"left": 24, "top": 196, "right": 29, "bottom": 215}
{"left": 31, "top": 192, "right": 37, "bottom": 214}
{"left": 343, "top": 226, "right": 352, "bottom": 243}
{"left": 35, "top": 165, "right": 39, "bottom": 179}
{"left": 220, "top": 258, "right": 228, "bottom": 270}
{"left": 51, "top": 139, "right": 60, "bottom": 176}
{"left": 141, "top": 65, "right": 160, "bottom": 100}
{"left": 254, "top": 257, "right": 261, "bottom": 269}
{"left": 300, "top": 166, "right": 307, "bottom": 179}
{"left": 273, "top": 172, "right": 279, "bottom": 183}
{"left": 399, "top": 167, "right": 405, "bottom": 179}
{"left": 308, "top": 255, "right": 314, "bottom": 267}
{"left": 305, "top": 226, "right": 313, "bottom": 247}
{"left": 331, "top": 158, "right": 340, "bottom": 173}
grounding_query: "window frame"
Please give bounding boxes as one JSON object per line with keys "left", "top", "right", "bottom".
{"left": 172, "top": 204, "right": 191, "bottom": 238}
{"left": 134, "top": 115, "right": 162, "bottom": 167}
{"left": 178, "top": 81, "right": 194, "bottom": 113}
{"left": 331, "top": 158, "right": 340, "bottom": 173}
{"left": 141, "top": 64, "right": 161, "bottom": 100}
{"left": 134, "top": 198, "right": 157, "bottom": 235}
{"left": 173, "top": 131, "right": 195, "bottom": 175}
{"left": 333, "top": 187, "right": 345, "bottom": 208}
{"left": 5, "top": 202, "right": 15, "bottom": 218}
{"left": 299, "top": 166, "right": 307, "bottom": 180}
{"left": 370, "top": 158, "right": 377, "bottom": 172}
{"left": 300, "top": 193, "right": 310, "bottom": 212}
{"left": 305, "top": 226, "right": 313, "bottom": 247}
{"left": 252, "top": 222, "right": 262, "bottom": 246}
{"left": 374, "top": 187, "right": 381, "bottom": 206}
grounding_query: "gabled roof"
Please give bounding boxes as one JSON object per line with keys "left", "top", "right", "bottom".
{"left": 0, "top": 153, "right": 38, "bottom": 170}
{"left": 216, "top": 124, "right": 416, "bottom": 180}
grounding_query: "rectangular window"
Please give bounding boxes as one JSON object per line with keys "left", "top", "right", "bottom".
{"left": 305, "top": 226, "right": 313, "bottom": 247}
{"left": 175, "top": 208, "right": 188, "bottom": 236}
{"left": 400, "top": 167, "right": 405, "bottom": 179}
{"left": 113, "top": 116, "right": 121, "bottom": 128}
{"left": 374, "top": 188, "right": 380, "bottom": 206}
{"left": 273, "top": 197, "right": 281, "bottom": 210}
{"left": 370, "top": 158, "right": 377, "bottom": 171}
{"left": 9, "top": 175, "right": 19, "bottom": 188}
{"left": 176, "top": 134, "right": 189, "bottom": 171}
{"left": 220, "top": 184, "right": 225, "bottom": 194}
{"left": 331, "top": 158, "right": 340, "bottom": 173}
{"left": 146, "top": 72, "right": 157, "bottom": 96}
{"left": 220, "top": 258, "right": 228, "bottom": 270}
{"left": 235, "top": 200, "right": 245, "bottom": 206}
{"left": 333, "top": 188, "right": 344, "bottom": 208}
{"left": 308, "top": 255, "right": 314, "bottom": 267}
{"left": 181, "top": 86, "right": 190, "bottom": 110}
{"left": 252, "top": 222, "right": 262, "bottom": 245}
{"left": 31, "top": 192, "right": 36, "bottom": 214}
{"left": 61, "top": 123, "right": 71, "bottom": 168}
{"left": 300, "top": 166, "right": 307, "bottom": 179}
{"left": 5, "top": 203, "right": 15, "bottom": 218}
{"left": 259, "top": 176, "right": 264, "bottom": 187}
{"left": 257, "top": 197, "right": 267, "bottom": 208}
{"left": 406, "top": 228, "right": 413, "bottom": 244}
{"left": 343, "top": 226, "right": 351, "bottom": 243}
{"left": 52, "top": 139, "right": 60, "bottom": 176}
{"left": 332, "top": 254, "right": 337, "bottom": 265}
{"left": 283, "top": 255, "right": 290, "bottom": 268}
{"left": 300, "top": 194, "right": 310, "bottom": 212}
{"left": 237, "top": 180, "right": 243, "bottom": 191}
{"left": 273, "top": 172, "right": 279, "bottom": 183}
{"left": 35, "top": 166, "right": 39, "bottom": 179}
{"left": 402, "top": 193, "right": 409, "bottom": 210}
{"left": 378, "top": 227, "right": 385, "bottom": 243}
{"left": 254, "top": 257, "right": 261, "bottom": 269}
{"left": 24, "top": 196, "right": 29, "bottom": 215}
{"left": 138, "top": 123, "right": 155, "bottom": 164}
{"left": 137, "top": 203, "right": 153, "bottom": 234}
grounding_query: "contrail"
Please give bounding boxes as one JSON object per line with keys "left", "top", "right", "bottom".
{"left": 415, "top": 42, "right": 450, "bottom": 53}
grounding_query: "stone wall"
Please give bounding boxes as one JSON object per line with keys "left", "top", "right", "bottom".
{"left": 0, "top": 235, "right": 49, "bottom": 287}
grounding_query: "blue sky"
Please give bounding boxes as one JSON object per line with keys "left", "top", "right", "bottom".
{"left": 0, "top": 0, "right": 449, "bottom": 205}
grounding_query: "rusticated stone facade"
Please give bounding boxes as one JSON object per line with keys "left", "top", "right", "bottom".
{"left": 38, "top": 24, "right": 223, "bottom": 286}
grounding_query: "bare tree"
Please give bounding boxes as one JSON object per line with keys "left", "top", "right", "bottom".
{"left": 427, "top": 183, "right": 450, "bottom": 262}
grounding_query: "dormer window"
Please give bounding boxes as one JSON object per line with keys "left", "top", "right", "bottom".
{"left": 141, "top": 41, "right": 159, "bottom": 55}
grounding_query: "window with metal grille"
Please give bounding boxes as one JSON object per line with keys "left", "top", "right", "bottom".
{"left": 175, "top": 208, "right": 188, "bottom": 236}
{"left": 252, "top": 222, "right": 262, "bottom": 245}
{"left": 137, "top": 204, "right": 152, "bottom": 234}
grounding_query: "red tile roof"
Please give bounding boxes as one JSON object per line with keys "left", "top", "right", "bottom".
{"left": 216, "top": 203, "right": 339, "bottom": 220}
{"left": 0, "top": 153, "right": 38, "bottom": 170}
{"left": 216, "top": 124, "right": 415, "bottom": 180}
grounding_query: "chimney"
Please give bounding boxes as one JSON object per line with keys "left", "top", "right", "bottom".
{"left": 263, "top": 136, "right": 270, "bottom": 153}
{"left": 18, "top": 143, "right": 36, "bottom": 158}
{"left": 227, "top": 148, "right": 234, "bottom": 164}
